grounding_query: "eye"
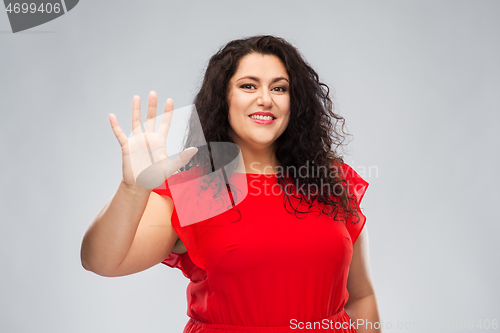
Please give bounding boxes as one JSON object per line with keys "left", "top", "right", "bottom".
{"left": 273, "top": 86, "right": 287, "bottom": 92}
{"left": 240, "top": 84, "right": 255, "bottom": 89}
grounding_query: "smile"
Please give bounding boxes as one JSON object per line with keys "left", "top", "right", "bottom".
{"left": 248, "top": 115, "right": 276, "bottom": 124}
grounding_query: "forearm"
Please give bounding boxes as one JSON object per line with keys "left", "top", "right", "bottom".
{"left": 345, "top": 294, "right": 382, "bottom": 333}
{"left": 81, "top": 180, "right": 152, "bottom": 275}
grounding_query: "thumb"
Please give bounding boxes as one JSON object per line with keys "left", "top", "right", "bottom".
{"left": 134, "top": 147, "right": 198, "bottom": 189}
{"left": 164, "top": 147, "right": 198, "bottom": 177}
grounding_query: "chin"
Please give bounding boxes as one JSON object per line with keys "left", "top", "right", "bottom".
{"left": 249, "top": 138, "right": 275, "bottom": 148}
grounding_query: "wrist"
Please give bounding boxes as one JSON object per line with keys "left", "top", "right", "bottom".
{"left": 120, "top": 180, "right": 152, "bottom": 196}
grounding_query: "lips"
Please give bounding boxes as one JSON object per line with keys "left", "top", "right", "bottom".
{"left": 248, "top": 111, "right": 276, "bottom": 119}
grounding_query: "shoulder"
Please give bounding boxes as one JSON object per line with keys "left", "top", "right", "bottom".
{"left": 339, "top": 163, "right": 369, "bottom": 201}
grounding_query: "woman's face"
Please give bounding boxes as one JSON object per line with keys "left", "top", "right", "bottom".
{"left": 227, "top": 53, "right": 290, "bottom": 152}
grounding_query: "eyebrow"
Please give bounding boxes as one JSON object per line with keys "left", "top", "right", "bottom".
{"left": 236, "top": 76, "right": 289, "bottom": 83}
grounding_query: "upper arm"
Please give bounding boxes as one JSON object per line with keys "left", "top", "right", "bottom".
{"left": 108, "top": 191, "right": 179, "bottom": 277}
{"left": 345, "top": 227, "right": 376, "bottom": 304}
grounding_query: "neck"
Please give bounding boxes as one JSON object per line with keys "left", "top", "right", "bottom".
{"left": 231, "top": 138, "right": 279, "bottom": 174}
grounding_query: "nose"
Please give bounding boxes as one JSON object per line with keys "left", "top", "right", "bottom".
{"left": 257, "top": 90, "right": 273, "bottom": 109}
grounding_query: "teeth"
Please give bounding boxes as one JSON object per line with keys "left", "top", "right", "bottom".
{"left": 250, "top": 115, "right": 274, "bottom": 120}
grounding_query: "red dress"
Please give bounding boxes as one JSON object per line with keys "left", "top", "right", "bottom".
{"left": 152, "top": 163, "right": 369, "bottom": 332}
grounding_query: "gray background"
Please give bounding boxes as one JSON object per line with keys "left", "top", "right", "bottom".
{"left": 1, "top": 0, "right": 499, "bottom": 332}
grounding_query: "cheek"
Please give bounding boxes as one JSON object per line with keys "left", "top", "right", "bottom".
{"left": 281, "top": 106, "right": 291, "bottom": 125}
{"left": 282, "top": 112, "right": 291, "bottom": 132}
{"left": 282, "top": 115, "right": 291, "bottom": 130}
{"left": 228, "top": 96, "right": 245, "bottom": 119}
{"left": 227, "top": 108, "right": 243, "bottom": 133}
{"left": 281, "top": 98, "right": 290, "bottom": 118}
{"left": 230, "top": 91, "right": 246, "bottom": 107}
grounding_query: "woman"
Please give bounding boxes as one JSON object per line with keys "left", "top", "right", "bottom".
{"left": 81, "top": 35, "right": 381, "bottom": 332}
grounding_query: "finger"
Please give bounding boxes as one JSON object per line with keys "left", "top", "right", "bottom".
{"left": 131, "top": 95, "right": 142, "bottom": 136}
{"left": 109, "top": 113, "right": 128, "bottom": 147}
{"left": 157, "top": 98, "right": 174, "bottom": 138}
{"left": 144, "top": 90, "right": 157, "bottom": 133}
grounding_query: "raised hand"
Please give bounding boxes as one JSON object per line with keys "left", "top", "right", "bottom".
{"left": 108, "top": 91, "right": 198, "bottom": 190}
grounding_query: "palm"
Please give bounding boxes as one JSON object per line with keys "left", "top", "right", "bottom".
{"left": 109, "top": 91, "right": 197, "bottom": 189}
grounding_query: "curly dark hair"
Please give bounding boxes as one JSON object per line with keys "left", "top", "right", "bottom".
{"left": 180, "top": 34, "right": 360, "bottom": 224}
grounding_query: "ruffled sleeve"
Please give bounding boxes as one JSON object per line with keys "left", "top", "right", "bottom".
{"left": 152, "top": 170, "right": 206, "bottom": 279}
{"left": 340, "top": 163, "right": 369, "bottom": 245}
